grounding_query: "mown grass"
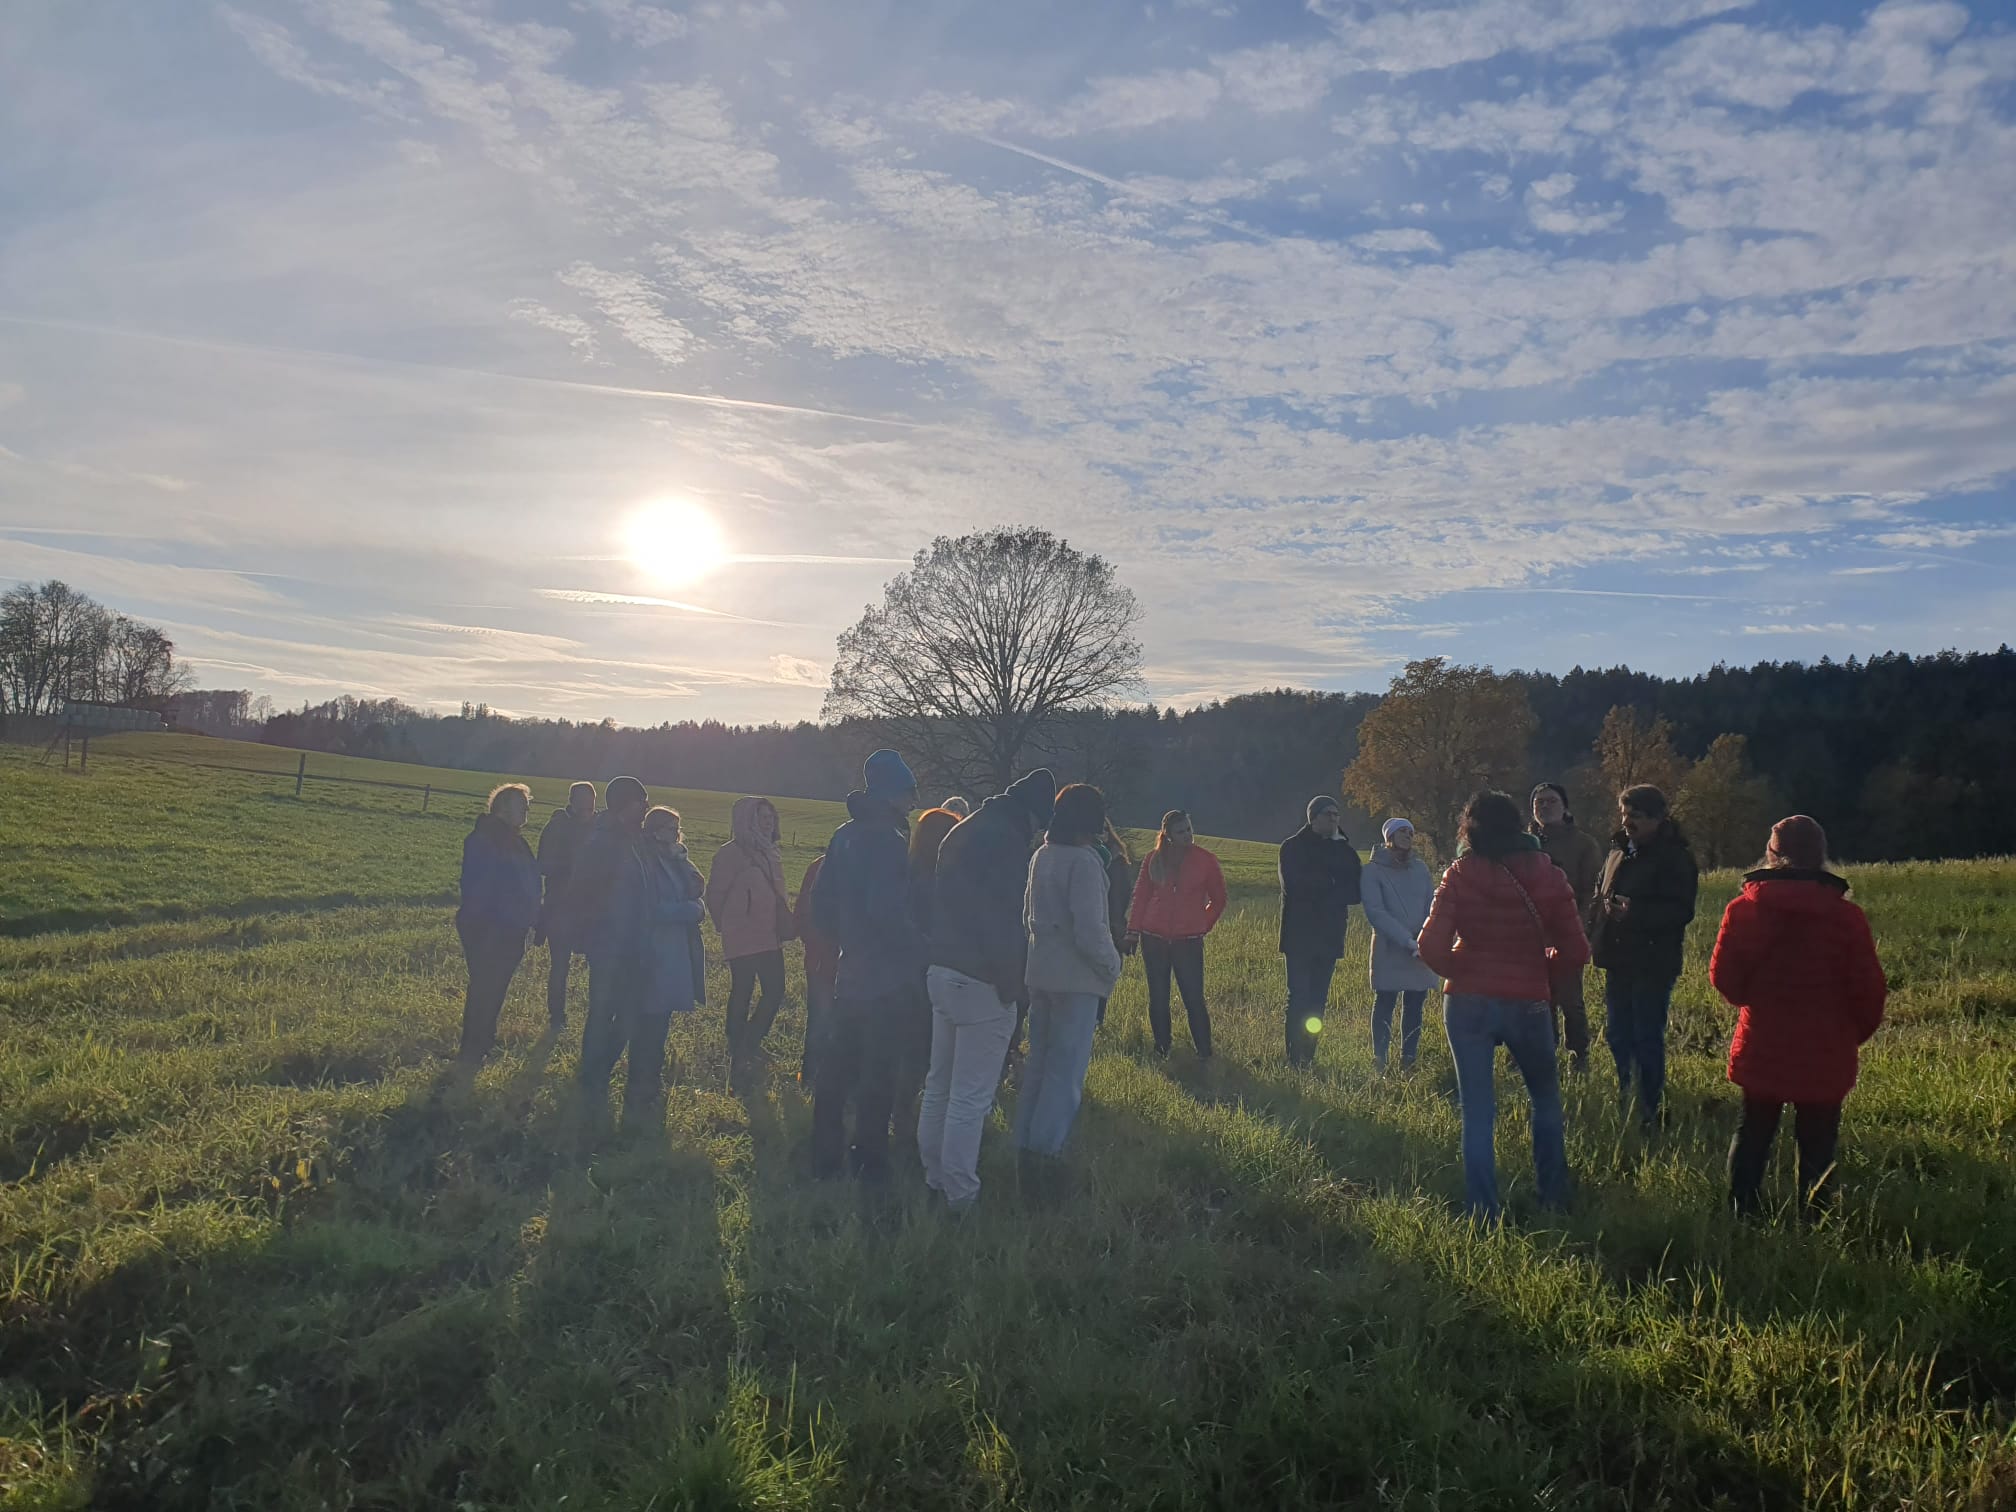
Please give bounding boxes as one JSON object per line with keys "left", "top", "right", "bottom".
{"left": 1, "top": 742, "right": 2012, "bottom": 1509}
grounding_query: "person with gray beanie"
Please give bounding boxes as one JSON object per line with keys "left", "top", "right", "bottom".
{"left": 1277, "top": 795, "right": 1363, "bottom": 1069}
{"left": 1360, "top": 817, "right": 1438, "bottom": 1070}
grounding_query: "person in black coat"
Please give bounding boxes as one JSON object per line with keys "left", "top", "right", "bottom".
{"left": 809, "top": 750, "right": 926, "bottom": 1181}
{"left": 1278, "top": 795, "right": 1364, "bottom": 1068}
{"left": 456, "top": 783, "right": 543, "bottom": 1063}
{"left": 1591, "top": 784, "right": 1700, "bottom": 1133}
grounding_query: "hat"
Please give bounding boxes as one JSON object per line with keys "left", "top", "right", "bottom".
{"left": 1382, "top": 817, "right": 1414, "bottom": 843}
{"left": 1006, "top": 768, "right": 1058, "bottom": 825}
{"left": 1531, "top": 781, "right": 1569, "bottom": 808}
{"left": 863, "top": 748, "right": 918, "bottom": 802}
{"left": 605, "top": 775, "right": 647, "bottom": 811}
{"left": 1768, "top": 814, "right": 1827, "bottom": 870}
{"left": 1307, "top": 794, "right": 1341, "bottom": 824}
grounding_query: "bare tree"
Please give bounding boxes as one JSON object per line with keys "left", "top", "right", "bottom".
{"left": 0, "top": 581, "right": 187, "bottom": 715}
{"left": 824, "top": 528, "right": 1143, "bottom": 793}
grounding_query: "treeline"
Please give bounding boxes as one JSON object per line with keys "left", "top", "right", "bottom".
{"left": 181, "top": 645, "right": 2016, "bottom": 863}
{"left": 0, "top": 580, "right": 188, "bottom": 717}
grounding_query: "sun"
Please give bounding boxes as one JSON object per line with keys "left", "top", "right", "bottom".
{"left": 626, "top": 499, "right": 729, "bottom": 588}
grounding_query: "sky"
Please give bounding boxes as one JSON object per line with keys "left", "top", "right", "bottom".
{"left": 2, "top": 0, "right": 2014, "bottom": 725}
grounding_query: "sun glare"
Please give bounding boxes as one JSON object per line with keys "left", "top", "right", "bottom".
{"left": 626, "top": 499, "right": 730, "bottom": 587}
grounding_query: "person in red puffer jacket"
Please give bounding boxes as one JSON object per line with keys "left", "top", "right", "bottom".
{"left": 1417, "top": 790, "right": 1591, "bottom": 1222}
{"left": 1710, "top": 814, "right": 1886, "bottom": 1220}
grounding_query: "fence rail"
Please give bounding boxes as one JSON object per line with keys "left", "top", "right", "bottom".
{"left": 33, "top": 740, "right": 494, "bottom": 813}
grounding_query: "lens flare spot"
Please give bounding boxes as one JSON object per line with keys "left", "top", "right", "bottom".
{"left": 1304, "top": 1015, "right": 1325, "bottom": 1035}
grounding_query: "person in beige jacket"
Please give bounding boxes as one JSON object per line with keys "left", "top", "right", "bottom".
{"left": 1016, "top": 784, "right": 1125, "bottom": 1173}
{"left": 706, "top": 796, "right": 796, "bottom": 1073}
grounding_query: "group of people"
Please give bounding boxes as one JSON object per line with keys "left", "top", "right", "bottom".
{"left": 453, "top": 754, "right": 1888, "bottom": 1224}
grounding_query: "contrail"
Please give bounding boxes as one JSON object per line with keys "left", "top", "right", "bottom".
{"left": 0, "top": 313, "right": 925, "bottom": 430}
{"left": 974, "top": 135, "right": 1271, "bottom": 243}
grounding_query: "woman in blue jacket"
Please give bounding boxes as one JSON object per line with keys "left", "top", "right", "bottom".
{"left": 456, "top": 783, "right": 543, "bottom": 1062}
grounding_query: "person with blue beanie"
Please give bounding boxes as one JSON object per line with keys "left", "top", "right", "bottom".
{"left": 809, "top": 750, "right": 926, "bottom": 1180}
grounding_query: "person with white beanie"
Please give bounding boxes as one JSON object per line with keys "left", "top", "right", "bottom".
{"left": 1360, "top": 817, "right": 1439, "bottom": 1070}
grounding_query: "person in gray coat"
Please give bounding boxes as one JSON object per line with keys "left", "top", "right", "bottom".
{"left": 1360, "top": 817, "right": 1439, "bottom": 1070}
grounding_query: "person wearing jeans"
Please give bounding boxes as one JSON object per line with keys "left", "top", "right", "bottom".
{"left": 1530, "top": 783, "right": 1602, "bottom": 1071}
{"left": 1591, "top": 785, "right": 1699, "bottom": 1133}
{"left": 920, "top": 768, "right": 1057, "bottom": 1207}
{"left": 1017, "top": 785, "right": 1126, "bottom": 1178}
{"left": 1129, "top": 811, "right": 1227, "bottom": 1059}
{"left": 918, "top": 966, "right": 1019, "bottom": 1206}
{"left": 1361, "top": 817, "right": 1437, "bottom": 1071}
{"left": 1417, "top": 789, "right": 1591, "bottom": 1223}
{"left": 1444, "top": 995, "right": 1569, "bottom": 1218}
{"left": 1710, "top": 815, "right": 1886, "bottom": 1219}
{"left": 1277, "top": 795, "right": 1363, "bottom": 1069}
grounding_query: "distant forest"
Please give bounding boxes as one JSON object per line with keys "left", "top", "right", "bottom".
{"left": 169, "top": 647, "right": 2016, "bottom": 864}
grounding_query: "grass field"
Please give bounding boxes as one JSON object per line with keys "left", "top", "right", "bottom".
{"left": 1, "top": 735, "right": 2012, "bottom": 1510}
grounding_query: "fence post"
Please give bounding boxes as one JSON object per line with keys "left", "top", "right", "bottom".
{"left": 295, "top": 752, "right": 307, "bottom": 797}
{"left": 422, "top": 784, "right": 431, "bottom": 813}
{"left": 79, "top": 732, "right": 89, "bottom": 773}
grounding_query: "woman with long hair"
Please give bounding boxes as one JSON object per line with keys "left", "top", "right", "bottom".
{"left": 455, "top": 783, "right": 542, "bottom": 1063}
{"left": 1127, "top": 810, "right": 1227, "bottom": 1059}
{"left": 1417, "top": 789, "right": 1590, "bottom": 1222}
{"left": 705, "top": 796, "right": 795, "bottom": 1077}
{"left": 1592, "top": 784, "right": 1700, "bottom": 1134}
{"left": 1019, "top": 784, "right": 1126, "bottom": 1184}
{"left": 1710, "top": 815, "right": 1886, "bottom": 1219}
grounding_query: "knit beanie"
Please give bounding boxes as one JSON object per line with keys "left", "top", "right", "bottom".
{"left": 1768, "top": 814, "right": 1827, "bottom": 870}
{"left": 1307, "top": 795, "right": 1340, "bottom": 824}
{"left": 863, "top": 748, "right": 918, "bottom": 802}
{"left": 1382, "top": 817, "right": 1414, "bottom": 844}
{"left": 605, "top": 775, "right": 647, "bottom": 811}
{"left": 1005, "top": 768, "right": 1058, "bottom": 825}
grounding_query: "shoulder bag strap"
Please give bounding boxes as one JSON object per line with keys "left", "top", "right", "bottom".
{"left": 1498, "top": 861, "right": 1552, "bottom": 962}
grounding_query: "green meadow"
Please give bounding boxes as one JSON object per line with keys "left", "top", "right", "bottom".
{"left": 1, "top": 735, "right": 2011, "bottom": 1510}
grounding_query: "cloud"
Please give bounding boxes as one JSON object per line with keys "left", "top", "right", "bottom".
{"left": 769, "top": 653, "right": 826, "bottom": 686}
{"left": 1350, "top": 228, "right": 1443, "bottom": 255}
{"left": 0, "top": 538, "right": 280, "bottom": 609}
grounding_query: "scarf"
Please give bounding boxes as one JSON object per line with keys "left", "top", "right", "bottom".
{"left": 731, "top": 797, "right": 788, "bottom": 901}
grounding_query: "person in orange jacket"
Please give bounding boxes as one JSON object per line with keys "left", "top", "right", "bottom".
{"left": 1126, "top": 810, "right": 1228, "bottom": 1058}
{"left": 1710, "top": 814, "right": 1887, "bottom": 1220}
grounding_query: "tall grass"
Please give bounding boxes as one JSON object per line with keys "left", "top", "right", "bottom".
{"left": 0, "top": 744, "right": 2011, "bottom": 1509}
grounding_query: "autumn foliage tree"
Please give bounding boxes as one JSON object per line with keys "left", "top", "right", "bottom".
{"left": 1342, "top": 658, "right": 1535, "bottom": 857}
{"left": 1677, "top": 733, "right": 1775, "bottom": 867}
{"left": 1594, "top": 705, "right": 1689, "bottom": 799}
{"left": 823, "top": 528, "right": 1143, "bottom": 793}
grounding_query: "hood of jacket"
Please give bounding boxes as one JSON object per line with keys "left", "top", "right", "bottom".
{"left": 730, "top": 795, "right": 780, "bottom": 850}
{"left": 1739, "top": 867, "right": 1850, "bottom": 902}
{"left": 845, "top": 788, "right": 908, "bottom": 829}
{"left": 1372, "top": 842, "right": 1419, "bottom": 869}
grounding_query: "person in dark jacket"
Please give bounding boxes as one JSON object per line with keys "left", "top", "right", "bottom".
{"left": 456, "top": 783, "right": 543, "bottom": 1063}
{"left": 585, "top": 806, "right": 707, "bottom": 1125}
{"left": 916, "top": 769, "right": 1055, "bottom": 1209}
{"left": 536, "top": 782, "right": 598, "bottom": 1029}
{"left": 1278, "top": 795, "right": 1364, "bottom": 1068}
{"left": 1591, "top": 784, "right": 1700, "bottom": 1134}
{"left": 1093, "top": 819, "right": 1135, "bottom": 1028}
{"left": 1417, "top": 790, "right": 1590, "bottom": 1222}
{"left": 793, "top": 851, "right": 837, "bottom": 1089}
{"left": 1531, "top": 782, "right": 1603, "bottom": 1072}
{"left": 1710, "top": 815, "right": 1886, "bottom": 1219}
{"left": 809, "top": 750, "right": 927, "bottom": 1181}
{"left": 568, "top": 775, "right": 655, "bottom": 1116}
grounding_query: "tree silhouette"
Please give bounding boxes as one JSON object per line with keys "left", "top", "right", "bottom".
{"left": 823, "top": 528, "right": 1143, "bottom": 793}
